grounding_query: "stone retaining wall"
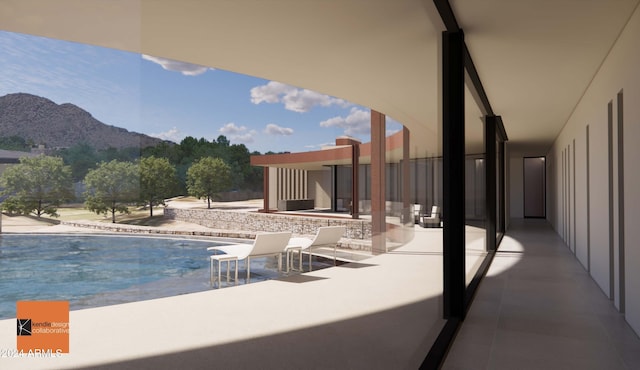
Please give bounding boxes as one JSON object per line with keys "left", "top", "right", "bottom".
{"left": 60, "top": 218, "right": 371, "bottom": 251}
{"left": 164, "top": 208, "right": 372, "bottom": 240}
{"left": 59, "top": 220, "right": 255, "bottom": 239}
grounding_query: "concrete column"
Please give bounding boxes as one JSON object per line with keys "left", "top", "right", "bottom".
{"left": 371, "top": 110, "right": 386, "bottom": 254}
{"left": 336, "top": 137, "right": 361, "bottom": 219}
{"left": 352, "top": 143, "right": 360, "bottom": 219}
{"left": 402, "top": 127, "right": 411, "bottom": 224}
{"left": 261, "top": 166, "right": 270, "bottom": 212}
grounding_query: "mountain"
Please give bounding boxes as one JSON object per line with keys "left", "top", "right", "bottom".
{"left": 0, "top": 93, "right": 166, "bottom": 150}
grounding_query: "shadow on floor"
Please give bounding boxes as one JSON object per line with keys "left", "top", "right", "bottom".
{"left": 77, "top": 298, "right": 445, "bottom": 370}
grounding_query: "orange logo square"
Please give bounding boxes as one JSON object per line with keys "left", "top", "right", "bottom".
{"left": 16, "top": 301, "right": 69, "bottom": 354}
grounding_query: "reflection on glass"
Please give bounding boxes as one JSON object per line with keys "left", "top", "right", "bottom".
{"left": 334, "top": 165, "right": 353, "bottom": 213}
{"left": 465, "top": 85, "right": 487, "bottom": 286}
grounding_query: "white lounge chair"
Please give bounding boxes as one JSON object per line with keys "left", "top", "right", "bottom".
{"left": 207, "top": 231, "right": 292, "bottom": 287}
{"left": 413, "top": 204, "right": 422, "bottom": 224}
{"left": 285, "top": 226, "right": 346, "bottom": 272}
{"left": 419, "top": 206, "right": 441, "bottom": 228}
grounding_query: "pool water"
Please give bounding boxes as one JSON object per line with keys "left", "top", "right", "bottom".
{"left": 0, "top": 234, "right": 230, "bottom": 319}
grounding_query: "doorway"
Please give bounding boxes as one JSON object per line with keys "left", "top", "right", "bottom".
{"left": 523, "top": 156, "right": 546, "bottom": 218}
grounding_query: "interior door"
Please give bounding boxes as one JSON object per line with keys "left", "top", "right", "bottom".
{"left": 523, "top": 157, "right": 546, "bottom": 218}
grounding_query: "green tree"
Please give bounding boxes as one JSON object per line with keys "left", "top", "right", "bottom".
{"left": 58, "top": 142, "right": 99, "bottom": 181}
{"left": 224, "top": 143, "right": 252, "bottom": 189}
{"left": 216, "top": 135, "right": 230, "bottom": 147}
{"left": 140, "top": 156, "right": 178, "bottom": 217}
{"left": 0, "top": 155, "right": 73, "bottom": 217}
{"left": 186, "top": 157, "right": 231, "bottom": 208}
{"left": 139, "top": 135, "right": 264, "bottom": 194}
{"left": 0, "top": 136, "right": 30, "bottom": 152}
{"left": 179, "top": 136, "right": 199, "bottom": 159}
{"left": 83, "top": 160, "right": 139, "bottom": 223}
{"left": 142, "top": 141, "right": 182, "bottom": 164}
{"left": 98, "top": 146, "right": 141, "bottom": 163}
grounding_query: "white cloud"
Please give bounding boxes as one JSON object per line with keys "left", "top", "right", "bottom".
{"left": 264, "top": 123, "right": 294, "bottom": 136}
{"left": 250, "top": 81, "right": 292, "bottom": 104}
{"left": 219, "top": 122, "right": 247, "bottom": 134}
{"left": 219, "top": 123, "right": 257, "bottom": 144}
{"left": 319, "top": 107, "right": 371, "bottom": 136}
{"left": 142, "top": 55, "right": 211, "bottom": 76}
{"left": 250, "top": 81, "right": 350, "bottom": 112}
{"left": 149, "top": 127, "right": 184, "bottom": 142}
{"left": 231, "top": 132, "right": 257, "bottom": 144}
{"left": 304, "top": 142, "right": 335, "bottom": 149}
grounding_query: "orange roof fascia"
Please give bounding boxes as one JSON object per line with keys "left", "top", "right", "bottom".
{"left": 250, "top": 130, "right": 405, "bottom": 167}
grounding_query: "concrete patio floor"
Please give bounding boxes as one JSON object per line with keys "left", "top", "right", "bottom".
{"left": 443, "top": 219, "right": 640, "bottom": 370}
{"left": 0, "top": 216, "right": 448, "bottom": 369}
{"left": 3, "top": 208, "right": 639, "bottom": 369}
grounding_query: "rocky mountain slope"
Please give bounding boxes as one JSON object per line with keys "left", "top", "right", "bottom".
{"left": 0, "top": 93, "right": 165, "bottom": 150}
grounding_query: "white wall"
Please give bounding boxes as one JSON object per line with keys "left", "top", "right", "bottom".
{"left": 588, "top": 113, "right": 611, "bottom": 298}
{"left": 268, "top": 167, "right": 278, "bottom": 210}
{"left": 574, "top": 128, "right": 589, "bottom": 271}
{"left": 307, "top": 168, "right": 331, "bottom": 209}
{"left": 548, "top": 4, "right": 640, "bottom": 335}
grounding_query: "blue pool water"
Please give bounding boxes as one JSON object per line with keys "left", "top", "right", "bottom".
{"left": 0, "top": 234, "right": 230, "bottom": 319}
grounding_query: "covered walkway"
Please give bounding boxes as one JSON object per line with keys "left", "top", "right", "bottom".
{"left": 444, "top": 219, "right": 640, "bottom": 369}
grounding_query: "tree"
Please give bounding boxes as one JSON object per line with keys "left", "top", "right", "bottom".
{"left": 179, "top": 136, "right": 199, "bottom": 159}
{"left": 142, "top": 141, "right": 182, "bottom": 164}
{"left": 58, "top": 142, "right": 99, "bottom": 181}
{"left": 139, "top": 135, "right": 264, "bottom": 194}
{"left": 0, "top": 136, "right": 30, "bottom": 152}
{"left": 186, "top": 157, "right": 231, "bottom": 208}
{"left": 83, "top": 160, "right": 139, "bottom": 223}
{"left": 0, "top": 155, "right": 73, "bottom": 217}
{"left": 98, "top": 146, "right": 141, "bottom": 163}
{"left": 140, "top": 156, "right": 178, "bottom": 217}
{"left": 216, "top": 135, "right": 230, "bottom": 147}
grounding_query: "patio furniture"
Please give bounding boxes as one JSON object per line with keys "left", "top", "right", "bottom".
{"left": 207, "top": 231, "right": 292, "bottom": 287}
{"left": 285, "top": 226, "right": 346, "bottom": 272}
{"left": 413, "top": 204, "right": 422, "bottom": 224}
{"left": 419, "top": 206, "right": 441, "bottom": 228}
{"left": 277, "top": 199, "right": 315, "bottom": 211}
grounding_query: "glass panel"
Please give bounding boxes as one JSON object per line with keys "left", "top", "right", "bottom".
{"left": 496, "top": 134, "right": 501, "bottom": 240}
{"left": 497, "top": 134, "right": 505, "bottom": 240}
{"left": 335, "top": 165, "right": 353, "bottom": 213}
{"left": 464, "top": 84, "right": 488, "bottom": 287}
{"left": 358, "top": 164, "right": 371, "bottom": 214}
{"left": 1, "top": 10, "right": 447, "bottom": 363}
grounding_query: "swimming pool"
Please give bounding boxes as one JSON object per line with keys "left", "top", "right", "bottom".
{"left": 0, "top": 234, "right": 272, "bottom": 319}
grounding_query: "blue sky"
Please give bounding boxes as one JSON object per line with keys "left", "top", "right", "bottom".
{"left": 0, "top": 31, "right": 401, "bottom": 154}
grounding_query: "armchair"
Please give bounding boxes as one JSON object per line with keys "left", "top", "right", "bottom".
{"left": 419, "top": 206, "right": 441, "bottom": 228}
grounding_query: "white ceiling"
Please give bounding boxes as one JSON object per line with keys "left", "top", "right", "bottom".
{"left": 453, "top": 0, "right": 640, "bottom": 149}
{"left": 1, "top": 0, "right": 638, "bottom": 153}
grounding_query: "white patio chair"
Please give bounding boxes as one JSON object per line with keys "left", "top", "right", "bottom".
{"left": 285, "top": 226, "right": 346, "bottom": 272}
{"left": 207, "top": 231, "right": 292, "bottom": 287}
{"left": 419, "top": 206, "right": 441, "bottom": 228}
{"left": 413, "top": 204, "right": 422, "bottom": 224}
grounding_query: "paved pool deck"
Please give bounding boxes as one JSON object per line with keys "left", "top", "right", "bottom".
{"left": 0, "top": 212, "right": 447, "bottom": 369}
